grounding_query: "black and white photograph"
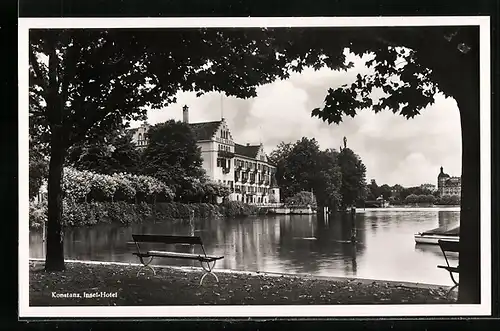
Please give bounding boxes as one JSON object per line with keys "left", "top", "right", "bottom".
{"left": 19, "top": 16, "right": 492, "bottom": 318}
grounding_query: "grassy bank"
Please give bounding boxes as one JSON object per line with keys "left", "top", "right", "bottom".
{"left": 29, "top": 200, "right": 268, "bottom": 229}
{"left": 29, "top": 260, "right": 455, "bottom": 306}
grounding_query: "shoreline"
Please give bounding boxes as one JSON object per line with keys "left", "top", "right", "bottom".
{"left": 28, "top": 258, "right": 451, "bottom": 290}
{"left": 28, "top": 258, "right": 456, "bottom": 307}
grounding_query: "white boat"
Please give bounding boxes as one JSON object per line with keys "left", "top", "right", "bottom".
{"left": 414, "top": 225, "right": 460, "bottom": 245}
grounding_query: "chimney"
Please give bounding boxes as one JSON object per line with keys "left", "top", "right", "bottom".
{"left": 246, "top": 143, "right": 250, "bottom": 146}
{"left": 182, "top": 105, "right": 189, "bottom": 123}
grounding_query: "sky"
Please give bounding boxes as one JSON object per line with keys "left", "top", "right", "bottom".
{"left": 130, "top": 55, "right": 462, "bottom": 188}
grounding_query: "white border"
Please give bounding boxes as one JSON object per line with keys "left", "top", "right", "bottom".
{"left": 18, "top": 16, "right": 491, "bottom": 318}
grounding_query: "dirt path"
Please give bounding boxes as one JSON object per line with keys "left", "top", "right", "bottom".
{"left": 29, "top": 261, "right": 456, "bottom": 306}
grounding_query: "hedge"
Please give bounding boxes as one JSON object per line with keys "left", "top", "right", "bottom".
{"left": 62, "top": 167, "right": 174, "bottom": 203}
{"left": 29, "top": 200, "right": 267, "bottom": 229}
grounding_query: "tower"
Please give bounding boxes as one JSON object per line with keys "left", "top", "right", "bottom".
{"left": 437, "top": 166, "right": 449, "bottom": 196}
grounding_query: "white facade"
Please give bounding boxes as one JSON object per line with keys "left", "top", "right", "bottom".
{"left": 437, "top": 166, "right": 461, "bottom": 197}
{"left": 130, "top": 106, "right": 280, "bottom": 204}
{"left": 130, "top": 122, "right": 150, "bottom": 149}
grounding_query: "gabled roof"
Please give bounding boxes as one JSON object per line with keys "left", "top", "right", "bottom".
{"left": 234, "top": 143, "right": 261, "bottom": 158}
{"left": 188, "top": 121, "right": 222, "bottom": 141}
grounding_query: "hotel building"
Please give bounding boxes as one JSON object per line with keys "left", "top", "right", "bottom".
{"left": 130, "top": 106, "right": 280, "bottom": 204}
{"left": 437, "top": 166, "right": 461, "bottom": 197}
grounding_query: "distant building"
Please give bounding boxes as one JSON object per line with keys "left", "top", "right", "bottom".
{"left": 420, "top": 183, "right": 437, "bottom": 192}
{"left": 130, "top": 106, "right": 280, "bottom": 204}
{"left": 129, "top": 122, "right": 150, "bottom": 149}
{"left": 437, "top": 166, "right": 461, "bottom": 197}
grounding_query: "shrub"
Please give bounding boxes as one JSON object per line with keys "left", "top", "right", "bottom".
{"left": 285, "top": 191, "right": 316, "bottom": 207}
{"left": 29, "top": 199, "right": 266, "bottom": 229}
{"left": 435, "top": 195, "right": 460, "bottom": 205}
{"left": 62, "top": 168, "right": 174, "bottom": 203}
{"left": 404, "top": 194, "right": 419, "bottom": 204}
{"left": 62, "top": 167, "right": 93, "bottom": 202}
{"left": 112, "top": 173, "right": 136, "bottom": 202}
{"left": 29, "top": 200, "right": 47, "bottom": 229}
{"left": 135, "top": 202, "right": 153, "bottom": 221}
{"left": 62, "top": 199, "right": 90, "bottom": 226}
{"left": 219, "top": 201, "right": 263, "bottom": 217}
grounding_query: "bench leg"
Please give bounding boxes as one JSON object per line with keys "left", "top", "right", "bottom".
{"left": 449, "top": 271, "right": 459, "bottom": 286}
{"left": 446, "top": 283, "right": 459, "bottom": 299}
{"left": 137, "top": 256, "right": 156, "bottom": 277}
{"left": 199, "top": 260, "right": 218, "bottom": 286}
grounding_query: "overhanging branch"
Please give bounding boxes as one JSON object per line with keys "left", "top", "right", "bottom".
{"left": 29, "top": 44, "right": 48, "bottom": 93}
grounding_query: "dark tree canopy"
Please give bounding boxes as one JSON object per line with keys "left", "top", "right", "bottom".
{"left": 337, "top": 148, "right": 367, "bottom": 208}
{"left": 141, "top": 120, "right": 205, "bottom": 193}
{"left": 29, "top": 26, "right": 480, "bottom": 304}
{"left": 66, "top": 130, "right": 141, "bottom": 174}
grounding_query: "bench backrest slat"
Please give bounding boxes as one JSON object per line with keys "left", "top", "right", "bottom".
{"left": 438, "top": 240, "right": 460, "bottom": 253}
{"left": 132, "top": 234, "right": 203, "bottom": 245}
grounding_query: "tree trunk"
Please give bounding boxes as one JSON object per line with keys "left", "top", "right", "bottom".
{"left": 43, "top": 31, "right": 67, "bottom": 272}
{"left": 456, "top": 92, "right": 481, "bottom": 304}
{"left": 44, "top": 137, "right": 66, "bottom": 271}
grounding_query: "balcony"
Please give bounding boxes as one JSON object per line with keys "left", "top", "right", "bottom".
{"left": 259, "top": 180, "right": 265, "bottom": 185}
{"left": 222, "top": 167, "right": 231, "bottom": 174}
{"left": 249, "top": 179, "right": 255, "bottom": 185}
{"left": 242, "top": 178, "right": 248, "bottom": 184}
{"left": 218, "top": 150, "right": 235, "bottom": 159}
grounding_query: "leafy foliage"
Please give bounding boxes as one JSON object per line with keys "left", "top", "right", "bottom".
{"left": 272, "top": 137, "right": 322, "bottom": 200}
{"left": 337, "top": 148, "right": 367, "bottom": 208}
{"left": 312, "top": 149, "right": 343, "bottom": 210}
{"left": 141, "top": 120, "right": 205, "bottom": 192}
{"left": 62, "top": 167, "right": 174, "bottom": 203}
{"left": 285, "top": 191, "right": 316, "bottom": 207}
{"left": 29, "top": 139, "right": 49, "bottom": 201}
{"left": 66, "top": 129, "right": 141, "bottom": 175}
{"left": 435, "top": 195, "right": 460, "bottom": 205}
{"left": 219, "top": 201, "right": 266, "bottom": 217}
{"left": 29, "top": 201, "right": 48, "bottom": 229}
{"left": 272, "top": 139, "right": 366, "bottom": 210}
{"left": 29, "top": 200, "right": 265, "bottom": 229}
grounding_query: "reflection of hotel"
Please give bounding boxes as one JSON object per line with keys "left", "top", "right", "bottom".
{"left": 437, "top": 166, "right": 461, "bottom": 197}
{"left": 131, "top": 106, "right": 280, "bottom": 204}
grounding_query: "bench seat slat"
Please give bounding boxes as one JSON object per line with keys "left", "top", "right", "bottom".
{"left": 133, "top": 251, "right": 224, "bottom": 261}
{"left": 132, "top": 234, "right": 203, "bottom": 245}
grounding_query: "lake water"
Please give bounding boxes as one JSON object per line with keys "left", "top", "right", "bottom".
{"left": 29, "top": 207, "right": 460, "bottom": 286}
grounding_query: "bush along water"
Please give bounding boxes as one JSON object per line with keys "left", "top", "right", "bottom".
{"left": 29, "top": 200, "right": 267, "bottom": 229}
{"left": 29, "top": 167, "right": 268, "bottom": 228}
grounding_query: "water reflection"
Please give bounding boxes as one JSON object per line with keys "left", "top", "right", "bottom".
{"left": 29, "top": 208, "right": 460, "bottom": 285}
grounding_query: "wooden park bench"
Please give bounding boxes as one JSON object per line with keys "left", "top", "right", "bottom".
{"left": 129, "top": 234, "right": 224, "bottom": 285}
{"left": 437, "top": 239, "right": 459, "bottom": 295}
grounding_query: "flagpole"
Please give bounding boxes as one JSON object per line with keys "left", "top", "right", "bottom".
{"left": 221, "top": 93, "right": 224, "bottom": 119}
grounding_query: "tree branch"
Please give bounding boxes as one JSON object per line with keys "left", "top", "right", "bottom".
{"left": 60, "top": 31, "right": 80, "bottom": 109}
{"left": 29, "top": 44, "right": 49, "bottom": 94}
